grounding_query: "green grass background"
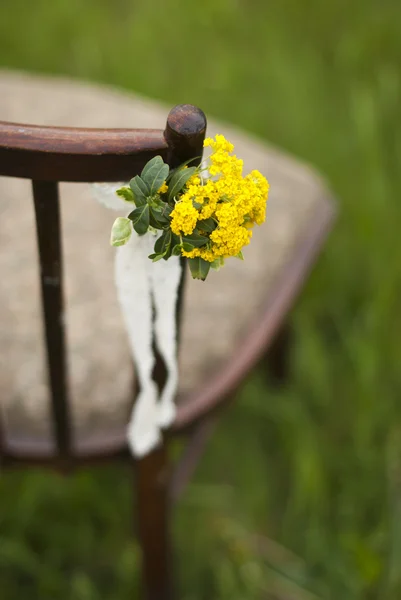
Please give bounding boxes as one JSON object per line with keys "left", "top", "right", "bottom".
{"left": 1, "top": 0, "right": 401, "bottom": 597}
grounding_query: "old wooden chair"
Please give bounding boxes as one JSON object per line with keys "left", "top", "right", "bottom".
{"left": 0, "top": 72, "right": 335, "bottom": 600}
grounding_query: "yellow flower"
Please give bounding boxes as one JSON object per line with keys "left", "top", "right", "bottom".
{"left": 171, "top": 134, "right": 269, "bottom": 262}
{"left": 170, "top": 197, "right": 199, "bottom": 235}
{"left": 204, "top": 134, "right": 234, "bottom": 154}
{"left": 188, "top": 173, "right": 201, "bottom": 186}
{"left": 158, "top": 182, "right": 168, "bottom": 194}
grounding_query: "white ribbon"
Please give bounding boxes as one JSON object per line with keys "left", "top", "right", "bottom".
{"left": 92, "top": 184, "right": 182, "bottom": 457}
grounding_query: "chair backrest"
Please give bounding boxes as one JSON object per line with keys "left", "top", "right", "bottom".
{"left": 0, "top": 104, "right": 207, "bottom": 463}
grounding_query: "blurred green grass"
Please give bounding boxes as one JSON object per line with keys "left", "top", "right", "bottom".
{"left": 1, "top": 0, "right": 401, "bottom": 597}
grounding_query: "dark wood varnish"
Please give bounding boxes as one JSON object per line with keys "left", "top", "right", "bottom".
{"left": 0, "top": 123, "right": 168, "bottom": 181}
{"left": 32, "top": 180, "right": 71, "bottom": 459}
{"left": 164, "top": 104, "right": 207, "bottom": 168}
{"left": 136, "top": 446, "right": 174, "bottom": 600}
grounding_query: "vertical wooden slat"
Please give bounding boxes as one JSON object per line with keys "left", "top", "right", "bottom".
{"left": 32, "top": 180, "right": 71, "bottom": 458}
{"left": 136, "top": 446, "right": 173, "bottom": 600}
{"left": 135, "top": 105, "right": 207, "bottom": 600}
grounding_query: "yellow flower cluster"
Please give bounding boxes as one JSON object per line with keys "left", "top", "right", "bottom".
{"left": 170, "top": 134, "right": 269, "bottom": 262}
{"left": 158, "top": 181, "right": 169, "bottom": 194}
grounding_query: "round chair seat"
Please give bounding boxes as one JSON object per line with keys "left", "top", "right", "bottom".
{"left": 0, "top": 71, "right": 335, "bottom": 456}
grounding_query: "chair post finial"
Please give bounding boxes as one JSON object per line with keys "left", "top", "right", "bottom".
{"left": 164, "top": 104, "right": 207, "bottom": 168}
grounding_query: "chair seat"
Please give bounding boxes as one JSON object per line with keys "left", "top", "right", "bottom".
{"left": 0, "top": 71, "right": 335, "bottom": 455}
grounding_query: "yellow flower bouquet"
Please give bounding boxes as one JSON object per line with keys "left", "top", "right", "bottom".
{"left": 110, "top": 134, "right": 269, "bottom": 280}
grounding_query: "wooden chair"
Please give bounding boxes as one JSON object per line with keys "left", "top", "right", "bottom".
{"left": 0, "top": 72, "right": 336, "bottom": 600}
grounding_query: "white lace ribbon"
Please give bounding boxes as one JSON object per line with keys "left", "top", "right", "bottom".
{"left": 92, "top": 184, "right": 182, "bottom": 457}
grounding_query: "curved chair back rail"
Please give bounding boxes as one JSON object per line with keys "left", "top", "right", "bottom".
{"left": 0, "top": 103, "right": 207, "bottom": 464}
{"left": 0, "top": 100, "right": 207, "bottom": 181}
{"left": 0, "top": 122, "right": 169, "bottom": 182}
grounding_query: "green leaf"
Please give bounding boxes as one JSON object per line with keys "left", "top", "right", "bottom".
{"left": 158, "top": 203, "right": 173, "bottom": 224}
{"left": 210, "top": 257, "right": 224, "bottom": 270}
{"left": 154, "top": 230, "right": 172, "bottom": 255}
{"left": 166, "top": 157, "right": 200, "bottom": 182}
{"left": 141, "top": 155, "right": 163, "bottom": 179}
{"left": 129, "top": 175, "right": 149, "bottom": 207}
{"left": 182, "top": 232, "right": 209, "bottom": 248}
{"left": 150, "top": 202, "right": 172, "bottom": 226}
{"left": 148, "top": 252, "right": 165, "bottom": 262}
{"left": 116, "top": 187, "right": 135, "bottom": 203}
{"left": 196, "top": 218, "right": 217, "bottom": 233}
{"left": 149, "top": 209, "right": 163, "bottom": 230}
{"left": 172, "top": 244, "right": 182, "bottom": 256}
{"left": 167, "top": 166, "right": 197, "bottom": 201}
{"left": 110, "top": 217, "right": 132, "bottom": 246}
{"left": 141, "top": 156, "right": 169, "bottom": 195}
{"left": 154, "top": 233, "right": 164, "bottom": 253}
{"left": 150, "top": 196, "right": 167, "bottom": 210}
{"left": 236, "top": 250, "right": 244, "bottom": 260}
{"left": 182, "top": 242, "right": 194, "bottom": 252}
{"left": 188, "top": 257, "right": 211, "bottom": 281}
{"left": 166, "top": 156, "right": 202, "bottom": 183}
{"left": 128, "top": 204, "right": 150, "bottom": 235}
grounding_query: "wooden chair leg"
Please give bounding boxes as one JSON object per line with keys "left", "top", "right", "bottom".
{"left": 265, "top": 322, "right": 292, "bottom": 384}
{"left": 135, "top": 443, "right": 174, "bottom": 600}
